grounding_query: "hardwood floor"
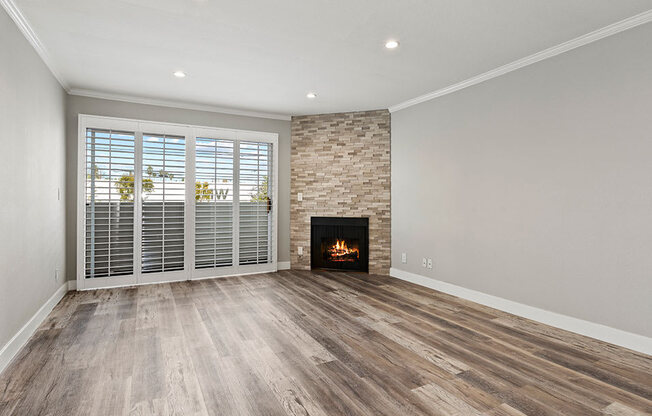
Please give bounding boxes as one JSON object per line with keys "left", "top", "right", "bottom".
{"left": 1, "top": 270, "right": 651, "bottom": 415}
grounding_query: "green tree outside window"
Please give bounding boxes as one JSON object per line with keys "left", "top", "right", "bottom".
{"left": 115, "top": 173, "right": 154, "bottom": 201}
{"left": 195, "top": 182, "right": 213, "bottom": 201}
{"left": 250, "top": 176, "right": 269, "bottom": 201}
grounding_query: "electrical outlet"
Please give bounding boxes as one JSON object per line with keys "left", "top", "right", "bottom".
{"left": 427, "top": 258, "right": 433, "bottom": 269}
{"left": 401, "top": 252, "right": 407, "bottom": 263}
{"left": 298, "top": 246, "right": 303, "bottom": 256}
{"left": 54, "top": 268, "right": 60, "bottom": 282}
{"left": 298, "top": 192, "right": 303, "bottom": 202}
{"left": 422, "top": 258, "right": 427, "bottom": 268}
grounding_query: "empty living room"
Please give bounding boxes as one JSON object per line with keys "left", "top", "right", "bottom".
{"left": 1, "top": 1, "right": 652, "bottom": 415}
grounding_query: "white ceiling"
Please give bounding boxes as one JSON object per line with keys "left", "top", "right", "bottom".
{"left": 11, "top": 0, "right": 652, "bottom": 117}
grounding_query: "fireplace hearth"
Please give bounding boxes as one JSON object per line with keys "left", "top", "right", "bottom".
{"left": 311, "top": 217, "right": 369, "bottom": 272}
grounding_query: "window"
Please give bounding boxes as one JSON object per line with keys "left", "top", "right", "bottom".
{"left": 142, "top": 134, "right": 186, "bottom": 273}
{"left": 239, "top": 141, "right": 272, "bottom": 265}
{"left": 78, "top": 115, "right": 278, "bottom": 290}
{"left": 84, "top": 128, "right": 135, "bottom": 279}
{"left": 195, "top": 138, "right": 234, "bottom": 269}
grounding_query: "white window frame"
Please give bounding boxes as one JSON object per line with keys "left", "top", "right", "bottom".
{"left": 77, "top": 114, "right": 278, "bottom": 290}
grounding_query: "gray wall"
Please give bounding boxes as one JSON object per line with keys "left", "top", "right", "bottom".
{"left": 0, "top": 9, "right": 67, "bottom": 350}
{"left": 391, "top": 22, "right": 652, "bottom": 337}
{"left": 65, "top": 95, "right": 291, "bottom": 281}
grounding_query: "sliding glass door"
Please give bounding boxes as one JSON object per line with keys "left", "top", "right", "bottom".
{"left": 194, "top": 137, "right": 234, "bottom": 269}
{"left": 141, "top": 133, "right": 186, "bottom": 274}
{"left": 84, "top": 128, "right": 136, "bottom": 280}
{"left": 239, "top": 141, "right": 272, "bottom": 265}
{"left": 78, "top": 116, "right": 278, "bottom": 290}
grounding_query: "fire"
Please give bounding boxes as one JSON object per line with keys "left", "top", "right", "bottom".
{"left": 327, "top": 239, "right": 359, "bottom": 262}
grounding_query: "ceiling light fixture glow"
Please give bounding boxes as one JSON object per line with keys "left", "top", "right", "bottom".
{"left": 173, "top": 71, "right": 186, "bottom": 78}
{"left": 385, "top": 40, "right": 399, "bottom": 49}
{"left": 306, "top": 92, "right": 317, "bottom": 99}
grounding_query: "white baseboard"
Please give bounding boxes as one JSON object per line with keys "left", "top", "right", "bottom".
{"left": 389, "top": 268, "right": 652, "bottom": 356}
{"left": 74, "top": 267, "right": 287, "bottom": 291}
{"left": 0, "top": 282, "right": 69, "bottom": 375}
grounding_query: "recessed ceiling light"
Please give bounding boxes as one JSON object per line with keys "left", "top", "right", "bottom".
{"left": 385, "top": 40, "right": 399, "bottom": 49}
{"left": 173, "top": 71, "right": 186, "bottom": 78}
{"left": 306, "top": 92, "right": 317, "bottom": 99}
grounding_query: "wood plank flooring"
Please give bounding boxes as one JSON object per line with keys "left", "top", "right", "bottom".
{"left": 1, "top": 270, "right": 651, "bottom": 415}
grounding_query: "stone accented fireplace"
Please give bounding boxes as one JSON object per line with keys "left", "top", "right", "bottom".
{"left": 290, "top": 110, "right": 390, "bottom": 274}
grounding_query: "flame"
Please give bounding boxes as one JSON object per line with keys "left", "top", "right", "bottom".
{"left": 327, "top": 239, "right": 359, "bottom": 262}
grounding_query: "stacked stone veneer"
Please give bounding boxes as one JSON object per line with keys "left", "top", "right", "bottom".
{"left": 290, "top": 110, "right": 391, "bottom": 275}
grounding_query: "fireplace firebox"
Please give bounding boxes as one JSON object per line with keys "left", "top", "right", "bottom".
{"left": 311, "top": 217, "right": 369, "bottom": 272}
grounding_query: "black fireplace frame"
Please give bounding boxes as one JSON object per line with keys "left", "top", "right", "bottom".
{"left": 310, "top": 217, "right": 369, "bottom": 272}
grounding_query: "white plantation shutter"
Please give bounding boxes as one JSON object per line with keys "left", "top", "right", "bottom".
{"left": 85, "top": 128, "right": 135, "bottom": 278}
{"left": 239, "top": 141, "right": 273, "bottom": 265}
{"left": 195, "top": 138, "right": 234, "bottom": 268}
{"left": 142, "top": 134, "right": 186, "bottom": 273}
{"left": 79, "top": 115, "right": 277, "bottom": 288}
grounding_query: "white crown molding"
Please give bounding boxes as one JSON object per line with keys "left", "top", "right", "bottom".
{"left": 68, "top": 88, "right": 292, "bottom": 121}
{"left": 390, "top": 268, "right": 652, "bottom": 355}
{"left": 2, "top": 0, "right": 290, "bottom": 121}
{"left": 5, "top": 0, "right": 650, "bottom": 123}
{"left": 1, "top": 0, "right": 69, "bottom": 91}
{"left": 389, "top": 9, "right": 652, "bottom": 113}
